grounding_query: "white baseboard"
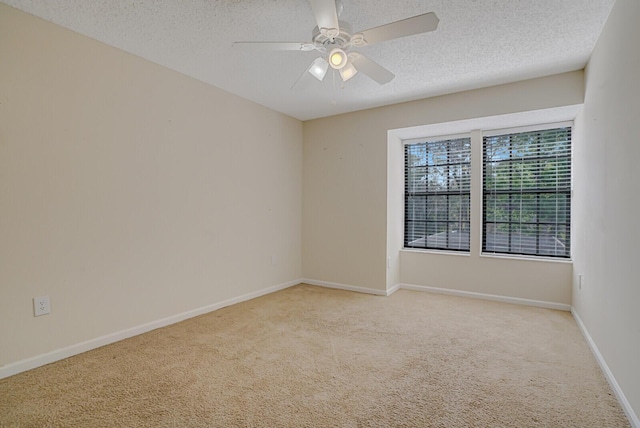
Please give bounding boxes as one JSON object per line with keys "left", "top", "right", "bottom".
{"left": 0, "top": 279, "right": 301, "bottom": 380}
{"left": 572, "top": 309, "right": 639, "bottom": 428}
{"left": 386, "top": 283, "right": 401, "bottom": 295}
{"left": 399, "top": 283, "right": 571, "bottom": 311}
{"left": 301, "top": 278, "right": 391, "bottom": 296}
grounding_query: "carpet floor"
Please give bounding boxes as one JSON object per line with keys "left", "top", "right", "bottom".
{"left": 0, "top": 284, "right": 630, "bottom": 427}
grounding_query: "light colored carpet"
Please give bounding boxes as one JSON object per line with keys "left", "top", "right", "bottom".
{"left": 0, "top": 284, "right": 630, "bottom": 427}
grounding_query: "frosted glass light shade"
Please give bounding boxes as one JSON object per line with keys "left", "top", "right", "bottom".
{"left": 308, "top": 57, "right": 329, "bottom": 81}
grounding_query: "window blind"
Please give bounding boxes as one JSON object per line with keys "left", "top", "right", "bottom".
{"left": 482, "top": 127, "right": 571, "bottom": 258}
{"left": 405, "top": 137, "right": 471, "bottom": 251}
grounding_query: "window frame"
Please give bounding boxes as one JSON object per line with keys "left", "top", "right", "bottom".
{"left": 399, "top": 121, "right": 573, "bottom": 261}
{"left": 403, "top": 133, "right": 472, "bottom": 253}
{"left": 481, "top": 123, "right": 573, "bottom": 259}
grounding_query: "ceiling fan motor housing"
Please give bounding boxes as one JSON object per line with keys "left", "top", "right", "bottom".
{"left": 312, "top": 21, "right": 353, "bottom": 49}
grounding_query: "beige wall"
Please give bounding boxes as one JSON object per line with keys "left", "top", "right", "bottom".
{"left": 303, "top": 72, "right": 582, "bottom": 301}
{"left": 573, "top": 0, "right": 640, "bottom": 421}
{"left": 0, "top": 5, "right": 302, "bottom": 368}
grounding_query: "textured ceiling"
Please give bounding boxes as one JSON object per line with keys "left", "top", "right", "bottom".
{"left": 2, "top": 0, "right": 614, "bottom": 121}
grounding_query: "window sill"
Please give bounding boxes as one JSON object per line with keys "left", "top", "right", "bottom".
{"left": 401, "top": 248, "right": 470, "bottom": 257}
{"left": 479, "top": 253, "right": 573, "bottom": 263}
{"left": 400, "top": 248, "right": 572, "bottom": 263}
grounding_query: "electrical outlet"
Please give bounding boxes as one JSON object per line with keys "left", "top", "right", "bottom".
{"left": 271, "top": 255, "right": 277, "bottom": 266}
{"left": 578, "top": 274, "right": 582, "bottom": 290}
{"left": 33, "top": 296, "right": 51, "bottom": 317}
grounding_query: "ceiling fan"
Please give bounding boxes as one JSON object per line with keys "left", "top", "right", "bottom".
{"left": 233, "top": 0, "right": 439, "bottom": 87}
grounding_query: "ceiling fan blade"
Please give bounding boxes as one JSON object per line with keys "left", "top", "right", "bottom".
{"left": 357, "top": 12, "right": 439, "bottom": 46}
{"left": 350, "top": 53, "right": 395, "bottom": 85}
{"left": 309, "top": 0, "right": 340, "bottom": 37}
{"left": 233, "top": 42, "right": 315, "bottom": 51}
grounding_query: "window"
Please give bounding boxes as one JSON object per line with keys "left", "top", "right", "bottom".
{"left": 405, "top": 137, "right": 471, "bottom": 251}
{"left": 483, "top": 127, "right": 571, "bottom": 258}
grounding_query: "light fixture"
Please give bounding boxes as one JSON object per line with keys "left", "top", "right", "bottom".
{"left": 339, "top": 61, "right": 358, "bottom": 81}
{"left": 328, "top": 48, "right": 348, "bottom": 70}
{"left": 307, "top": 57, "right": 329, "bottom": 81}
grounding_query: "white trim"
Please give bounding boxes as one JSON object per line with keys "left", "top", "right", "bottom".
{"left": 571, "top": 309, "right": 639, "bottom": 428}
{"left": 0, "top": 279, "right": 301, "bottom": 380}
{"left": 400, "top": 248, "right": 470, "bottom": 257}
{"left": 386, "top": 283, "right": 401, "bottom": 295}
{"left": 478, "top": 252, "right": 573, "bottom": 264}
{"left": 399, "top": 283, "right": 571, "bottom": 311}
{"left": 301, "top": 278, "right": 390, "bottom": 296}
{"left": 388, "top": 105, "right": 582, "bottom": 141}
